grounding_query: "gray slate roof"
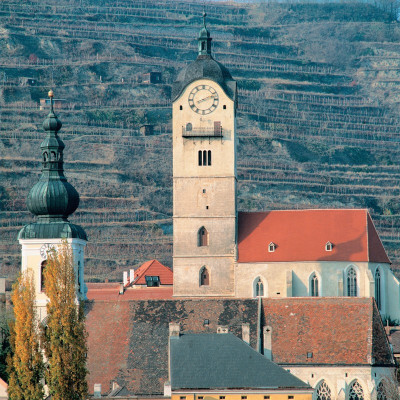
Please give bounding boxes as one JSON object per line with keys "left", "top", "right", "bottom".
{"left": 172, "top": 55, "right": 237, "bottom": 102}
{"left": 170, "top": 333, "right": 311, "bottom": 390}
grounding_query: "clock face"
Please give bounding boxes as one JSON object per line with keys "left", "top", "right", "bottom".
{"left": 188, "top": 84, "right": 219, "bottom": 115}
{"left": 40, "top": 243, "right": 55, "bottom": 259}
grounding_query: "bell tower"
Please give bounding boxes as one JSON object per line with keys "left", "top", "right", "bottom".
{"left": 18, "top": 91, "right": 87, "bottom": 321}
{"left": 172, "top": 15, "right": 237, "bottom": 296}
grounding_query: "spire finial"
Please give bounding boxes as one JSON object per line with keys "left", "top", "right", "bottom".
{"left": 48, "top": 89, "right": 54, "bottom": 113}
{"left": 198, "top": 10, "right": 212, "bottom": 56}
{"left": 203, "top": 11, "right": 207, "bottom": 29}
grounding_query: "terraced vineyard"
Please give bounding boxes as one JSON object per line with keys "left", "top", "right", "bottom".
{"left": 2, "top": 0, "right": 400, "bottom": 282}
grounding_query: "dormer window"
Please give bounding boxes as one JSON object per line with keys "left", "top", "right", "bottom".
{"left": 325, "top": 241, "right": 333, "bottom": 251}
{"left": 268, "top": 242, "right": 276, "bottom": 252}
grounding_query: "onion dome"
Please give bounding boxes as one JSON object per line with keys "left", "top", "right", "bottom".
{"left": 172, "top": 13, "right": 237, "bottom": 103}
{"left": 18, "top": 91, "right": 86, "bottom": 240}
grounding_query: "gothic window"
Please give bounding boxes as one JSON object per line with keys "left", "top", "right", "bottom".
{"left": 348, "top": 381, "right": 364, "bottom": 400}
{"left": 377, "top": 381, "right": 387, "bottom": 400}
{"left": 200, "top": 266, "right": 209, "bottom": 286}
{"left": 310, "top": 273, "right": 319, "bottom": 297}
{"left": 347, "top": 266, "right": 357, "bottom": 297}
{"left": 325, "top": 241, "right": 333, "bottom": 251}
{"left": 315, "top": 380, "right": 332, "bottom": 400}
{"left": 254, "top": 277, "right": 264, "bottom": 297}
{"left": 198, "top": 227, "right": 208, "bottom": 247}
{"left": 41, "top": 260, "right": 47, "bottom": 292}
{"left": 375, "top": 268, "right": 382, "bottom": 311}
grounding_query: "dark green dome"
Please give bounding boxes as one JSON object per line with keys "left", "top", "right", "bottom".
{"left": 19, "top": 91, "right": 86, "bottom": 241}
{"left": 27, "top": 177, "right": 79, "bottom": 218}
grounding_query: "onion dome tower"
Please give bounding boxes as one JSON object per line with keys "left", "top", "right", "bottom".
{"left": 18, "top": 91, "right": 87, "bottom": 320}
{"left": 171, "top": 14, "right": 237, "bottom": 297}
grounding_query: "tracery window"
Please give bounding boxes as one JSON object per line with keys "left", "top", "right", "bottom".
{"left": 348, "top": 380, "right": 364, "bottom": 400}
{"left": 200, "top": 266, "right": 209, "bottom": 286}
{"left": 375, "top": 268, "right": 382, "bottom": 310}
{"left": 315, "top": 380, "right": 331, "bottom": 400}
{"left": 254, "top": 277, "right": 264, "bottom": 297}
{"left": 347, "top": 266, "right": 357, "bottom": 297}
{"left": 377, "top": 381, "right": 387, "bottom": 400}
{"left": 311, "top": 273, "right": 319, "bottom": 297}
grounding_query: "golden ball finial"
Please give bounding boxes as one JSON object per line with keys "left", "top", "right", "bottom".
{"left": 48, "top": 90, "right": 54, "bottom": 98}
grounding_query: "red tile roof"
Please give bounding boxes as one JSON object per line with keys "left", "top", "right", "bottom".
{"left": 263, "top": 297, "right": 393, "bottom": 366}
{"left": 85, "top": 297, "right": 393, "bottom": 396}
{"left": 132, "top": 259, "right": 173, "bottom": 285}
{"left": 238, "top": 209, "right": 390, "bottom": 263}
{"left": 86, "top": 285, "right": 173, "bottom": 301}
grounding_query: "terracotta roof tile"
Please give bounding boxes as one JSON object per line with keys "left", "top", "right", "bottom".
{"left": 85, "top": 298, "right": 393, "bottom": 396}
{"left": 132, "top": 259, "right": 173, "bottom": 286}
{"left": 262, "top": 297, "right": 393, "bottom": 366}
{"left": 238, "top": 209, "right": 390, "bottom": 263}
{"left": 86, "top": 285, "right": 173, "bottom": 301}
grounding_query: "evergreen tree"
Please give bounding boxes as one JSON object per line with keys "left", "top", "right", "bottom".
{"left": 42, "top": 242, "right": 88, "bottom": 400}
{"left": 6, "top": 271, "right": 44, "bottom": 400}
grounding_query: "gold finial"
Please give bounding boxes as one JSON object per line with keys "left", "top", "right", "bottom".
{"left": 48, "top": 90, "right": 54, "bottom": 98}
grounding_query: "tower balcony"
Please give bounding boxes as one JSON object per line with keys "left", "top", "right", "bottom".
{"left": 182, "top": 125, "right": 223, "bottom": 138}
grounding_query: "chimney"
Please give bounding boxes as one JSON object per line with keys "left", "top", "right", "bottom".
{"left": 123, "top": 271, "right": 128, "bottom": 286}
{"left": 94, "top": 384, "right": 101, "bottom": 398}
{"left": 242, "top": 323, "right": 250, "bottom": 345}
{"left": 130, "top": 269, "right": 135, "bottom": 284}
{"left": 169, "top": 322, "right": 180, "bottom": 337}
{"left": 263, "top": 326, "right": 272, "bottom": 360}
{"left": 119, "top": 283, "right": 124, "bottom": 295}
{"left": 217, "top": 325, "right": 228, "bottom": 334}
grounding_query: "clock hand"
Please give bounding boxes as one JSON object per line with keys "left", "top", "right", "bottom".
{"left": 197, "top": 95, "right": 215, "bottom": 104}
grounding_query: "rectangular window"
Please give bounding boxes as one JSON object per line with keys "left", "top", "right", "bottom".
{"left": 198, "top": 397, "right": 204, "bottom": 399}
{"left": 220, "top": 397, "right": 225, "bottom": 399}
{"left": 288, "top": 397, "right": 294, "bottom": 399}
{"left": 241, "top": 397, "right": 247, "bottom": 399}
{"left": 180, "top": 397, "right": 186, "bottom": 400}
{"left": 264, "top": 397, "right": 270, "bottom": 400}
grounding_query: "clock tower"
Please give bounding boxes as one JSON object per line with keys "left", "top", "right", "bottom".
{"left": 172, "top": 15, "right": 237, "bottom": 296}
{"left": 18, "top": 91, "right": 87, "bottom": 321}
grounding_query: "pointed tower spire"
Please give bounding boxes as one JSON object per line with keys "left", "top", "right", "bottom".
{"left": 198, "top": 11, "right": 212, "bottom": 57}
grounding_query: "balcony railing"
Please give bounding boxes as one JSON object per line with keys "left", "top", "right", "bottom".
{"left": 182, "top": 126, "right": 223, "bottom": 138}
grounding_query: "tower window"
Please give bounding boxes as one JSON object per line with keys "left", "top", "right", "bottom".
{"left": 375, "top": 268, "right": 381, "bottom": 310}
{"left": 202, "top": 42, "right": 205, "bottom": 51}
{"left": 186, "top": 122, "right": 192, "bottom": 131}
{"left": 179, "top": 105, "right": 183, "bottom": 110}
{"left": 198, "top": 227, "right": 208, "bottom": 247}
{"left": 41, "top": 260, "right": 47, "bottom": 292}
{"left": 223, "top": 105, "right": 226, "bottom": 109}
{"left": 198, "top": 150, "right": 211, "bottom": 166}
{"left": 200, "top": 266, "right": 210, "bottom": 286}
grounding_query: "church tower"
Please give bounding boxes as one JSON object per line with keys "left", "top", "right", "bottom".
{"left": 172, "top": 15, "right": 237, "bottom": 296}
{"left": 18, "top": 91, "right": 87, "bottom": 321}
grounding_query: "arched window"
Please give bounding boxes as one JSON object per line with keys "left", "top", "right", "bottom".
{"left": 348, "top": 380, "right": 364, "bottom": 400}
{"left": 41, "top": 260, "right": 47, "bottom": 292}
{"left": 203, "top": 150, "right": 207, "bottom": 166}
{"left": 208, "top": 150, "right": 212, "bottom": 166}
{"left": 186, "top": 122, "right": 192, "bottom": 131}
{"left": 198, "top": 150, "right": 202, "bottom": 166}
{"left": 310, "top": 273, "right": 319, "bottom": 297}
{"left": 43, "top": 152, "right": 48, "bottom": 162}
{"left": 51, "top": 151, "right": 56, "bottom": 160}
{"left": 347, "top": 266, "right": 357, "bottom": 297}
{"left": 375, "top": 268, "right": 381, "bottom": 311}
{"left": 377, "top": 381, "right": 387, "bottom": 400}
{"left": 77, "top": 261, "right": 81, "bottom": 292}
{"left": 253, "top": 277, "right": 264, "bottom": 297}
{"left": 315, "top": 380, "right": 332, "bottom": 400}
{"left": 198, "top": 227, "right": 208, "bottom": 247}
{"left": 198, "top": 150, "right": 211, "bottom": 166}
{"left": 200, "top": 266, "right": 209, "bottom": 286}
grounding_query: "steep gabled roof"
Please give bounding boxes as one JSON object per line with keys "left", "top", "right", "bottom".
{"left": 238, "top": 209, "right": 390, "bottom": 263}
{"left": 262, "top": 297, "right": 394, "bottom": 366}
{"left": 170, "top": 333, "right": 311, "bottom": 390}
{"left": 132, "top": 259, "right": 173, "bottom": 285}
